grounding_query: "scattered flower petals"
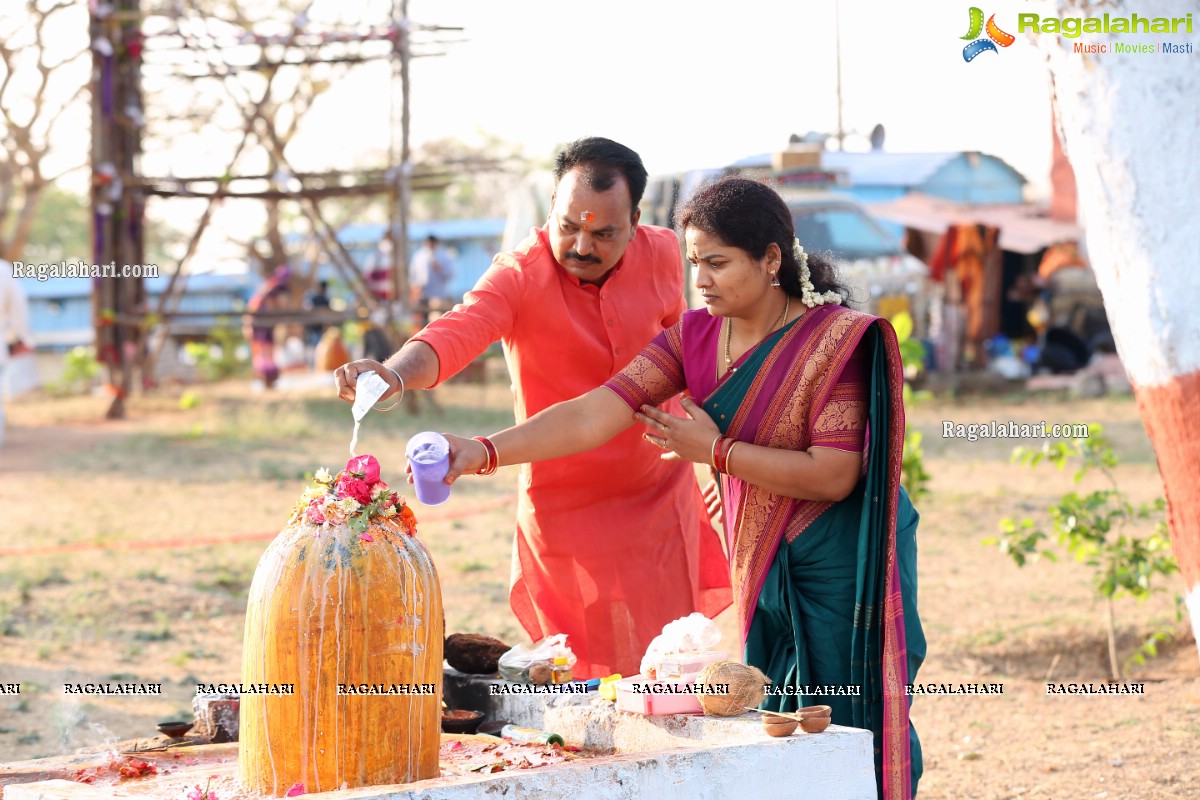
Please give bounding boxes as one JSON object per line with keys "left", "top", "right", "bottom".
{"left": 359, "top": 533, "right": 374, "bottom": 543}
{"left": 286, "top": 782, "right": 306, "bottom": 796}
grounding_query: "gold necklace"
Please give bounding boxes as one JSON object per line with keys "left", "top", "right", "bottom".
{"left": 723, "top": 294, "right": 791, "bottom": 373}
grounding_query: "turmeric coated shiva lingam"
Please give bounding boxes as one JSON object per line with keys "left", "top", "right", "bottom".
{"left": 239, "top": 455, "right": 444, "bottom": 796}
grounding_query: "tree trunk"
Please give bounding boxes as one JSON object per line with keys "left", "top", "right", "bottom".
{"left": 1034, "top": 0, "right": 1200, "bottom": 660}
{"left": 6, "top": 180, "right": 44, "bottom": 262}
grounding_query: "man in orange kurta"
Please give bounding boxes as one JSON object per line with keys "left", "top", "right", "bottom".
{"left": 336, "top": 138, "right": 730, "bottom": 678}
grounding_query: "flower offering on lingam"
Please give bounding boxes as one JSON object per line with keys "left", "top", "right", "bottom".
{"left": 240, "top": 455, "right": 444, "bottom": 796}
{"left": 295, "top": 455, "right": 417, "bottom": 536}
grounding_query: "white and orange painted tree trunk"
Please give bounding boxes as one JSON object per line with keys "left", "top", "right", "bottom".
{"left": 1032, "top": 0, "right": 1200, "bottom": 659}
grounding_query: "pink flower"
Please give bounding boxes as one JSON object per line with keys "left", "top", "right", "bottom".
{"left": 370, "top": 481, "right": 391, "bottom": 499}
{"left": 381, "top": 491, "right": 398, "bottom": 509}
{"left": 335, "top": 476, "right": 372, "bottom": 504}
{"left": 306, "top": 499, "right": 326, "bottom": 524}
{"left": 286, "top": 783, "right": 306, "bottom": 797}
{"left": 359, "top": 533, "right": 373, "bottom": 543}
{"left": 185, "top": 779, "right": 218, "bottom": 800}
{"left": 346, "top": 454, "right": 381, "bottom": 484}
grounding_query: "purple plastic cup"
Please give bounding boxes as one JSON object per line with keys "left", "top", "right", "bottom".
{"left": 406, "top": 431, "right": 452, "bottom": 506}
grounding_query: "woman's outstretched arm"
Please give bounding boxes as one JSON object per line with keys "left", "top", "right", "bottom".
{"left": 441, "top": 387, "right": 636, "bottom": 483}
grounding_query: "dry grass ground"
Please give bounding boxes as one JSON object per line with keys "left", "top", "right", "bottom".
{"left": 0, "top": 375, "right": 1196, "bottom": 798}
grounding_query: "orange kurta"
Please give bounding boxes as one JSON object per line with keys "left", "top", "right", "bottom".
{"left": 414, "top": 225, "right": 731, "bottom": 678}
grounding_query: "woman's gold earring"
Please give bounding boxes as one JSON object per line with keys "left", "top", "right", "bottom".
{"left": 770, "top": 272, "right": 781, "bottom": 288}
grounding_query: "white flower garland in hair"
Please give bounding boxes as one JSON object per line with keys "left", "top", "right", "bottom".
{"left": 793, "top": 238, "right": 843, "bottom": 308}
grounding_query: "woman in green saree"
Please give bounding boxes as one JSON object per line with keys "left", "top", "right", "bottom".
{"left": 438, "top": 177, "right": 924, "bottom": 799}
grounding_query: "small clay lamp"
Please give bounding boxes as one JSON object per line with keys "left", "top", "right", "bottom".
{"left": 761, "top": 713, "right": 799, "bottom": 737}
{"left": 798, "top": 704, "right": 832, "bottom": 733}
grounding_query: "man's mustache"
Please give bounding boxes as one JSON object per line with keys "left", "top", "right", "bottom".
{"left": 566, "top": 252, "right": 601, "bottom": 265}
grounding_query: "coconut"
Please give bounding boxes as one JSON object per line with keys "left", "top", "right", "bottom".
{"left": 695, "top": 660, "right": 769, "bottom": 717}
{"left": 528, "top": 662, "right": 553, "bottom": 685}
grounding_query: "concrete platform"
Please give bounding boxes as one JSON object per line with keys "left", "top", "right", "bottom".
{"left": 2, "top": 671, "right": 877, "bottom": 800}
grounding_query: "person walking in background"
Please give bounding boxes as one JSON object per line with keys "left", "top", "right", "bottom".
{"left": 1, "top": 262, "right": 34, "bottom": 450}
{"left": 432, "top": 178, "right": 924, "bottom": 798}
{"left": 364, "top": 238, "right": 394, "bottom": 302}
{"left": 305, "top": 279, "right": 332, "bottom": 349}
{"left": 408, "top": 234, "right": 455, "bottom": 327}
{"left": 335, "top": 137, "right": 731, "bottom": 679}
{"left": 243, "top": 265, "right": 291, "bottom": 389}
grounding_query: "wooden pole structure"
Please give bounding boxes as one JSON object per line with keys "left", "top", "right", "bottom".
{"left": 91, "top": 0, "right": 146, "bottom": 419}
{"left": 85, "top": 3, "right": 472, "bottom": 400}
{"left": 390, "top": 0, "right": 412, "bottom": 322}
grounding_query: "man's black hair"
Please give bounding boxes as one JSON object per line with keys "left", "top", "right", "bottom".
{"left": 553, "top": 137, "right": 648, "bottom": 216}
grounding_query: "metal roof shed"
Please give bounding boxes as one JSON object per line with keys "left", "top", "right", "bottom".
{"left": 865, "top": 192, "right": 1083, "bottom": 254}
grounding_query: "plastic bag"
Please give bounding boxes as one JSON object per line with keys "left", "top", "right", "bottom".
{"left": 497, "top": 634, "right": 575, "bottom": 683}
{"left": 639, "top": 613, "right": 722, "bottom": 677}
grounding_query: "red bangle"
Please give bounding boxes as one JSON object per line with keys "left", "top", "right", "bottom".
{"left": 723, "top": 440, "right": 741, "bottom": 475}
{"left": 714, "top": 435, "right": 737, "bottom": 474}
{"left": 472, "top": 436, "right": 499, "bottom": 476}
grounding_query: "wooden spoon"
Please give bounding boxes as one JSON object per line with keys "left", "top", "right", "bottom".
{"left": 741, "top": 706, "right": 807, "bottom": 721}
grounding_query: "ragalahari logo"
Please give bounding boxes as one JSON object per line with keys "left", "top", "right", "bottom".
{"left": 961, "top": 7, "right": 1015, "bottom": 61}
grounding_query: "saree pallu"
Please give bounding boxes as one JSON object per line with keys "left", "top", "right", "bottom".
{"left": 711, "top": 311, "right": 923, "bottom": 800}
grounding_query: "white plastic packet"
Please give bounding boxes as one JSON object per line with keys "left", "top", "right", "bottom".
{"left": 349, "top": 370, "right": 391, "bottom": 456}
{"left": 497, "top": 634, "right": 576, "bottom": 682}
{"left": 352, "top": 370, "right": 390, "bottom": 421}
{"left": 639, "top": 613, "right": 723, "bottom": 677}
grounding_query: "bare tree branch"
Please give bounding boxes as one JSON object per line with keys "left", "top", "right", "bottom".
{"left": 0, "top": 0, "right": 90, "bottom": 258}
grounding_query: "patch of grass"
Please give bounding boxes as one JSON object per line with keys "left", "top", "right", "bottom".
{"left": 168, "top": 647, "right": 218, "bottom": 668}
{"left": 16, "top": 732, "right": 40, "bottom": 745}
{"left": 134, "top": 569, "right": 168, "bottom": 583}
{"left": 0, "top": 600, "right": 18, "bottom": 636}
{"left": 133, "top": 611, "right": 174, "bottom": 642}
{"left": 457, "top": 560, "right": 490, "bottom": 574}
{"left": 14, "top": 567, "right": 72, "bottom": 604}
{"left": 195, "top": 564, "right": 255, "bottom": 597}
{"left": 258, "top": 460, "right": 309, "bottom": 482}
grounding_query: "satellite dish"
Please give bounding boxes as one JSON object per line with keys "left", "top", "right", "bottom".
{"left": 869, "top": 124, "right": 886, "bottom": 151}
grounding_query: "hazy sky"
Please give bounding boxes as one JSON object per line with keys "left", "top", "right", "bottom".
{"left": 21, "top": 0, "right": 1064, "bottom": 268}
{"left": 375, "top": 0, "right": 1055, "bottom": 192}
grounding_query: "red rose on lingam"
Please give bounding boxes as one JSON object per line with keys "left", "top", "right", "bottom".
{"left": 346, "top": 454, "right": 381, "bottom": 484}
{"left": 335, "top": 476, "right": 372, "bottom": 505}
